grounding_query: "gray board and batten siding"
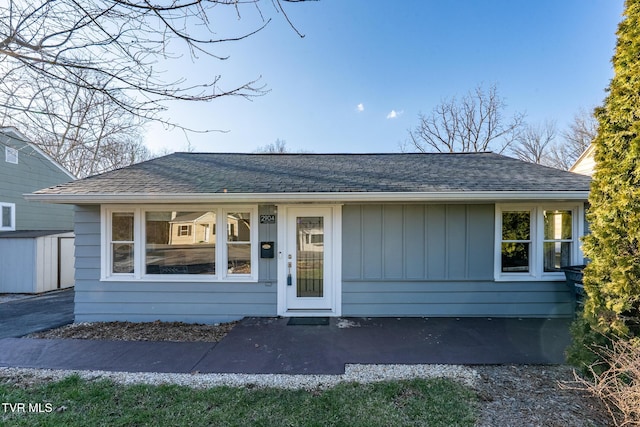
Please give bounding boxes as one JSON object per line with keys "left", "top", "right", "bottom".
{"left": 74, "top": 203, "right": 572, "bottom": 324}
{"left": 74, "top": 205, "right": 279, "bottom": 324}
{"left": 342, "top": 204, "right": 572, "bottom": 318}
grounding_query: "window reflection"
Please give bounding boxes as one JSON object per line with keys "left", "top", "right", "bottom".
{"left": 145, "top": 211, "right": 216, "bottom": 274}
{"left": 501, "top": 211, "right": 531, "bottom": 273}
{"left": 227, "top": 212, "right": 251, "bottom": 275}
{"left": 543, "top": 210, "right": 573, "bottom": 272}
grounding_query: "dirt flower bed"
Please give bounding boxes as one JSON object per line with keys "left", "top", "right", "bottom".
{"left": 473, "top": 365, "right": 611, "bottom": 427}
{"left": 29, "top": 320, "right": 237, "bottom": 342}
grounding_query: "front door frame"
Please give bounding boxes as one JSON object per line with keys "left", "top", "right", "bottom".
{"left": 276, "top": 204, "right": 342, "bottom": 317}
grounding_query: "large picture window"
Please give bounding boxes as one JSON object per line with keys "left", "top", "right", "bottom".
{"left": 102, "top": 206, "right": 257, "bottom": 281}
{"left": 145, "top": 211, "right": 216, "bottom": 275}
{"left": 495, "top": 204, "right": 583, "bottom": 281}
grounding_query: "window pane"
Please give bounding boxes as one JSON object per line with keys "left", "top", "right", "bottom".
{"left": 145, "top": 211, "right": 216, "bottom": 275}
{"left": 544, "top": 210, "right": 572, "bottom": 240}
{"left": 227, "top": 213, "right": 251, "bottom": 242}
{"left": 297, "top": 216, "right": 324, "bottom": 297}
{"left": 502, "top": 212, "right": 530, "bottom": 240}
{"left": 228, "top": 243, "right": 251, "bottom": 274}
{"left": 112, "top": 243, "right": 134, "bottom": 274}
{"left": 112, "top": 212, "right": 134, "bottom": 241}
{"left": 544, "top": 242, "right": 572, "bottom": 272}
{"left": 501, "top": 242, "right": 530, "bottom": 273}
{"left": 2, "top": 206, "right": 11, "bottom": 227}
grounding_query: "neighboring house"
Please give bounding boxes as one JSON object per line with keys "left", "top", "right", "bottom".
{"left": 27, "top": 152, "right": 591, "bottom": 323}
{"left": 569, "top": 144, "right": 596, "bottom": 176}
{"left": 0, "top": 127, "right": 75, "bottom": 231}
{"left": 0, "top": 127, "right": 76, "bottom": 293}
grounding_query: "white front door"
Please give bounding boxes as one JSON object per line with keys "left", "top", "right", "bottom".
{"left": 278, "top": 206, "right": 342, "bottom": 316}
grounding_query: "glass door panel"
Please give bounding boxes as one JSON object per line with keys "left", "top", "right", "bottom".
{"left": 296, "top": 216, "right": 324, "bottom": 298}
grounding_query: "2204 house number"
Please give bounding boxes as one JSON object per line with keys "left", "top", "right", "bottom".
{"left": 259, "top": 214, "right": 276, "bottom": 224}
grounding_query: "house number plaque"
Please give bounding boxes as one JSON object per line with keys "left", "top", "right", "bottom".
{"left": 259, "top": 214, "right": 276, "bottom": 224}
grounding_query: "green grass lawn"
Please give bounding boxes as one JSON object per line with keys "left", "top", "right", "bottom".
{"left": 1, "top": 375, "right": 477, "bottom": 426}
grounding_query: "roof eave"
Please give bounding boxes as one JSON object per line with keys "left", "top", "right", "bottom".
{"left": 24, "top": 190, "right": 591, "bottom": 204}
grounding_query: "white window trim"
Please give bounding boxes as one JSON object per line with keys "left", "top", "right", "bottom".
{"left": 5, "top": 146, "right": 18, "bottom": 164}
{"left": 494, "top": 203, "right": 585, "bottom": 282}
{"left": 0, "top": 202, "right": 16, "bottom": 231}
{"left": 101, "top": 205, "right": 259, "bottom": 282}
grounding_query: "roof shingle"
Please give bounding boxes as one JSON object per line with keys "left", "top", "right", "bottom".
{"left": 33, "top": 152, "right": 591, "bottom": 196}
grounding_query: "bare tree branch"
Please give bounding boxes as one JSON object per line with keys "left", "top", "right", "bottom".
{"left": 0, "top": 0, "right": 309, "bottom": 132}
{"left": 0, "top": 69, "right": 152, "bottom": 177}
{"left": 255, "top": 138, "right": 289, "bottom": 153}
{"left": 511, "top": 120, "right": 557, "bottom": 165}
{"left": 406, "top": 84, "right": 525, "bottom": 154}
{"left": 541, "top": 108, "right": 598, "bottom": 170}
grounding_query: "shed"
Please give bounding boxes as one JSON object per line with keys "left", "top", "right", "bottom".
{"left": 0, "top": 230, "right": 75, "bottom": 293}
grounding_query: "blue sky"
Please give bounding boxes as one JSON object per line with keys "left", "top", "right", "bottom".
{"left": 144, "top": 0, "right": 624, "bottom": 154}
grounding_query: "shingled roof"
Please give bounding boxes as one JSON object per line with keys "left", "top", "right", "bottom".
{"left": 28, "top": 152, "right": 591, "bottom": 203}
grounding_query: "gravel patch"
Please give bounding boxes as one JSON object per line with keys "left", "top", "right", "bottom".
{"left": 0, "top": 364, "right": 478, "bottom": 390}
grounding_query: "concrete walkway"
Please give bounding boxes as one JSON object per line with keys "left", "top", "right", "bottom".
{"left": 0, "top": 289, "right": 74, "bottom": 339}
{"left": 0, "top": 317, "right": 571, "bottom": 375}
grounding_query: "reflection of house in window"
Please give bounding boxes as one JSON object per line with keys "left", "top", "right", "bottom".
{"left": 178, "top": 225, "right": 192, "bottom": 237}
{"left": 169, "top": 212, "right": 216, "bottom": 244}
{"left": 227, "top": 214, "right": 251, "bottom": 242}
{"left": 145, "top": 211, "right": 217, "bottom": 275}
{"left": 297, "top": 217, "right": 324, "bottom": 253}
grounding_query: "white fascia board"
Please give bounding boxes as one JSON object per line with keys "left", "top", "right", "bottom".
{"left": 24, "top": 190, "right": 590, "bottom": 204}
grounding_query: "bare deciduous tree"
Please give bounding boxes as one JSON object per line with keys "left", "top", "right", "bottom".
{"left": 544, "top": 108, "right": 599, "bottom": 170}
{"left": 255, "top": 139, "right": 289, "bottom": 154}
{"left": 511, "top": 120, "right": 557, "bottom": 166}
{"left": 0, "top": 0, "right": 308, "bottom": 175}
{"left": 1, "top": 70, "right": 151, "bottom": 177}
{"left": 406, "top": 84, "right": 525, "bottom": 154}
{"left": 0, "top": 1, "right": 307, "bottom": 128}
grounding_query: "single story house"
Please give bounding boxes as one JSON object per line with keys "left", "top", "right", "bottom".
{"left": 27, "top": 152, "right": 592, "bottom": 323}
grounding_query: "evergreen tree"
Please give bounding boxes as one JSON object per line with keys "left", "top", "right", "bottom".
{"left": 582, "top": 0, "right": 640, "bottom": 338}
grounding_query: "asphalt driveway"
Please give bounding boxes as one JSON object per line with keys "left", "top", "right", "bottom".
{"left": 0, "top": 289, "right": 74, "bottom": 339}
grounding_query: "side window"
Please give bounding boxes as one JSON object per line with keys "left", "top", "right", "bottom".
{"left": 543, "top": 210, "right": 573, "bottom": 272}
{"left": 501, "top": 211, "right": 531, "bottom": 273}
{"left": 111, "top": 212, "right": 135, "bottom": 274}
{"left": 226, "top": 212, "right": 252, "bottom": 275}
{"left": 0, "top": 203, "right": 15, "bottom": 231}
{"left": 496, "top": 204, "right": 582, "bottom": 280}
{"left": 5, "top": 147, "right": 18, "bottom": 164}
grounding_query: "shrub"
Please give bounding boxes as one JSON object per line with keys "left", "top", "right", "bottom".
{"left": 573, "top": 337, "right": 640, "bottom": 426}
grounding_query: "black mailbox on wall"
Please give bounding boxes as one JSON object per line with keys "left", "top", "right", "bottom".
{"left": 261, "top": 242, "right": 275, "bottom": 258}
